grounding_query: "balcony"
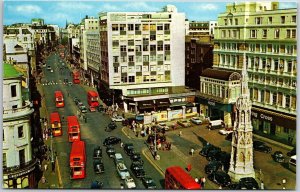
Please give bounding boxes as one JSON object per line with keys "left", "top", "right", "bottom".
{"left": 3, "top": 159, "right": 37, "bottom": 179}
{"left": 3, "top": 101, "right": 34, "bottom": 121}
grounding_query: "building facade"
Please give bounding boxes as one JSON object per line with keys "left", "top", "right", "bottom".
{"left": 186, "top": 20, "right": 217, "bottom": 36}
{"left": 99, "top": 5, "right": 196, "bottom": 113}
{"left": 3, "top": 64, "right": 37, "bottom": 188}
{"left": 213, "top": 2, "right": 296, "bottom": 145}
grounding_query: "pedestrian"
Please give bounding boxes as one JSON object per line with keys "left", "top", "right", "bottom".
{"left": 51, "top": 161, "right": 55, "bottom": 172}
{"left": 219, "top": 185, "right": 222, "bottom": 189}
{"left": 200, "top": 177, "right": 206, "bottom": 188}
{"left": 261, "top": 181, "right": 264, "bottom": 190}
{"left": 179, "top": 131, "right": 182, "bottom": 137}
{"left": 44, "top": 163, "right": 48, "bottom": 171}
{"left": 187, "top": 164, "right": 192, "bottom": 172}
{"left": 195, "top": 177, "right": 199, "bottom": 184}
{"left": 120, "top": 183, "right": 124, "bottom": 189}
{"left": 191, "top": 148, "right": 195, "bottom": 156}
{"left": 120, "top": 142, "right": 124, "bottom": 148}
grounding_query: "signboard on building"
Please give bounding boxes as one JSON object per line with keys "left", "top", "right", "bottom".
{"left": 168, "top": 109, "right": 183, "bottom": 120}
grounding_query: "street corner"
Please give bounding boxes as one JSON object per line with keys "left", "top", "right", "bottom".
{"left": 142, "top": 148, "right": 164, "bottom": 177}
{"left": 121, "top": 126, "right": 132, "bottom": 139}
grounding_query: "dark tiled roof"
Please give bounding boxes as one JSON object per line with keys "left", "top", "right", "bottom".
{"left": 201, "top": 68, "right": 238, "bottom": 81}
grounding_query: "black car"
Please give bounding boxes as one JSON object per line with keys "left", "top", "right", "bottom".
{"left": 272, "top": 151, "right": 285, "bottom": 163}
{"left": 106, "top": 145, "right": 116, "bottom": 157}
{"left": 74, "top": 97, "right": 82, "bottom": 105}
{"left": 103, "top": 136, "right": 121, "bottom": 146}
{"left": 91, "top": 181, "right": 103, "bottom": 189}
{"left": 93, "top": 146, "right": 102, "bottom": 159}
{"left": 208, "top": 171, "right": 231, "bottom": 187}
{"left": 200, "top": 144, "right": 220, "bottom": 157}
{"left": 93, "top": 159, "right": 104, "bottom": 174}
{"left": 253, "top": 141, "right": 272, "bottom": 153}
{"left": 238, "top": 177, "right": 259, "bottom": 190}
{"left": 225, "top": 132, "right": 233, "bottom": 141}
{"left": 205, "top": 160, "right": 222, "bottom": 174}
{"left": 130, "top": 163, "right": 145, "bottom": 178}
{"left": 131, "top": 153, "right": 144, "bottom": 165}
{"left": 97, "top": 104, "right": 105, "bottom": 112}
{"left": 142, "top": 177, "right": 157, "bottom": 189}
{"left": 215, "top": 151, "right": 231, "bottom": 171}
{"left": 124, "top": 143, "right": 135, "bottom": 155}
{"left": 206, "top": 148, "right": 221, "bottom": 161}
{"left": 105, "top": 122, "right": 117, "bottom": 132}
{"left": 287, "top": 147, "right": 296, "bottom": 156}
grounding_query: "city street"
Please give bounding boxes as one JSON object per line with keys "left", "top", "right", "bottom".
{"left": 40, "top": 52, "right": 164, "bottom": 189}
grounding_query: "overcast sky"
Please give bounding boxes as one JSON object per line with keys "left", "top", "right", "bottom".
{"left": 4, "top": 0, "right": 297, "bottom": 27}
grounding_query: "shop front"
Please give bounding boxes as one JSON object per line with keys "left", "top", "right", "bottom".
{"left": 251, "top": 107, "right": 296, "bottom": 146}
{"left": 198, "top": 97, "right": 234, "bottom": 127}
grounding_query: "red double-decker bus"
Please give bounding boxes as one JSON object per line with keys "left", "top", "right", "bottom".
{"left": 50, "top": 112, "right": 62, "bottom": 136}
{"left": 165, "top": 166, "right": 201, "bottom": 189}
{"left": 73, "top": 71, "right": 80, "bottom": 84}
{"left": 67, "top": 116, "right": 81, "bottom": 142}
{"left": 87, "top": 90, "right": 99, "bottom": 112}
{"left": 54, "top": 91, "right": 64, "bottom": 108}
{"left": 70, "top": 141, "right": 86, "bottom": 179}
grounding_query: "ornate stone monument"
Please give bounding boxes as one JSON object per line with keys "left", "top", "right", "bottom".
{"left": 228, "top": 53, "right": 255, "bottom": 182}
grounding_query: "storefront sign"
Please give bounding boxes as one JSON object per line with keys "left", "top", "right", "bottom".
{"left": 208, "top": 101, "right": 216, "bottom": 106}
{"left": 168, "top": 109, "right": 183, "bottom": 120}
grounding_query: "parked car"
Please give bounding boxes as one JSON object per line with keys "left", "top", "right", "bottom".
{"left": 205, "top": 160, "right": 222, "bottom": 174}
{"left": 142, "top": 177, "right": 157, "bottom": 189}
{"left": 93, "top": 159, "right": 104, "bottom": 174}
{"left": 157, "top": 123, "right": 169, "bottom": 131}
{"left": 131, "top": 153, "right": 144, "bottom": 165}
{"left": 206, "top": 148, "right": 222, "bottom": 161}
{"left": 190, "top": 117, "right": 202, "bottom": 125}
{"left": 219, "top": 127, "right": 233, "bottom": 135}
{"left": 93, "top": 146, "right": 102, "bottom": 159}
{"left": 287, "top": 147, "right": 296, "bottom": 156}
{"left": 47, "top": 66, "right": 51, "bottom": 70}
{"left": 208, "top": 171, "right": 231, "bottom": 187}
{"left": 97, "top": 104, "right": 105, "bottom": 112}
{"left": 74, "top": 98, "right": 83, "bottom": 106}
{"left": 78, "top": 105, "right": 87, "bottom": 113}
{"left": 272, "top": 151, "right": 285, "bottom": 163}
{"left": 103, "top": 136, "right": 121, "bottom": 146}
{"left": 111, "top": 115, "right": 125, "bottom": 122}
{"left": 253, "top": 140, "right": 272, "bottom": 153}
{"left": 130, "top": 163, "right": 145, "bottom": 179}
{"left": 208, "top": 119, "right": 225, "bottom": 130}
{"left": 106, "top": 122, "right": 117, "bottom": 132}
{"left": 238, "top": 177, "right": 259, "bottom": 190}
{"left": 124, "top": 143, "right": 135, "bottom": 156}
{"left": 225, "top": 132, "right": 233, "bottom": 141}
{"left": 124, "top": 176, "right": 136, "bottom": 189}
{"left": 106, "top": 145, "right": 116, "bottom": 157}
{"left": 90, "top": 181, "right": 103, "bottom": 189}
{"left": 215, "top": 151, "right": 230, "bottom": 171}
{"left": 200, "top": 144, "right": 220, "bottom": 157}
{"left": 114, "top": 153, "right": 124, "bottom": 165}
{"left": 177, "top": 119, "right": 191, "bottom": 127}
{"left": 116, "top": 162, "right": 130, "bottom": 179}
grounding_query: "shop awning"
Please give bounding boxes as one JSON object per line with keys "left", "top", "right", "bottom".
{"left": 155, "top": 98, "right": 170, "bottom": 108}
{"left": 138, "top": 100, "right": 154, "bottom": 109}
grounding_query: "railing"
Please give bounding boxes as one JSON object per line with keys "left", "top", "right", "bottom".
{"left": 3, "top": 159, "right": 37, "bottom": 174}
{"left": 3, "top": 101, "right": 34, "bottom": 119}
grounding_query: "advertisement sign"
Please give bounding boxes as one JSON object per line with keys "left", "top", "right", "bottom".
{"left": 152, "top": 111, "right": 168, "bottom": 122}
{"left": 144, "top": 114, "right": 152, "bottom": 125}
{"left": 168, "top": 109, "right": 183, "bottom": 120}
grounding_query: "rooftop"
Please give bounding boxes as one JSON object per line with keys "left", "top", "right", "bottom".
{"left": 3, "top": 63, "right": 23, "bottom": 79}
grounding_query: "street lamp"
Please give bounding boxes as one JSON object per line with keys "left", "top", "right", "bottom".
{"left": 50, "top": 132, "right": 55, "bottom": 172}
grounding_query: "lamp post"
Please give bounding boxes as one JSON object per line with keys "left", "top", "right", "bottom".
{"left": 50, "top": 132, "right": 55, "bottom": 172}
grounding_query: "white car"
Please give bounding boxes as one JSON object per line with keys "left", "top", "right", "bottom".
{"left": 124, "top": 177, "right": 136, "bottom": 189}
{"left": 219, "top": 128, "right": 233, "bottom": 135}
{"left": 111, "top": 115, "right": 125, "bottom": 122}
{"left": 116, "top": 163, "right": 130, "bottom": 179}
{"left": 190, "top": 117, "right": 202, "bottom": 125}
{"left": 157, "top": 123, "right": 169, "bottom": 131}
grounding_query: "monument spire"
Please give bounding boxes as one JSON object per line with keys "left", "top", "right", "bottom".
{"left": 228, "top": 52, "right": 255, "bottom": 182}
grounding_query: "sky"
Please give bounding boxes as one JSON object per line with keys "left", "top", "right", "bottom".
{"left": 3, "top": 0, "right": 298, "bottom": 27}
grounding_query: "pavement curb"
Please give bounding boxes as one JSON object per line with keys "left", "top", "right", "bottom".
{"left": 142, "top": 148, "right": 164, "bottom": 177}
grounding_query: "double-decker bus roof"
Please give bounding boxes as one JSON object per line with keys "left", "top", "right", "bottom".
{"left": 50, "top": 112, "right": 60, "bottom": 123}
{"left": 70, "top": 141, "right": 85, "bottom": 162}
{"left": 67, "top": 116, "right": 80, "bottom": 130}
{"left": 166, "top": 166, "right": 201, "bottom": 189}
{"left": 54, "top": 91, "right": 63, "bottom": 97}
{"left": 88, "top": 90, "right": 98, "bottom": 97}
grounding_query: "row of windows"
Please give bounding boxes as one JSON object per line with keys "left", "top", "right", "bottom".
{"left": 2, "top": 148, "right": 26, "bottom": 168}
{"left": 223, "top": 15, "right": 296, "bottom": 26}
{"left": 127, "top": 87, "right": 168, "bottom": 96}
{"left": 112, "top": 23, "right": 170, "bottom": 31}
{"left": 113, "top": 54, "right": 170, "bottom": 63}
{"left": 249, "top": 29, "right": 296, "bottom": 39}
{"left": 3, "top": 125, "right": 25, "bottom": 142}
{"left": 115, "top": 65, "right": 171, "bottom": 73}
{"left": 249, "top": 75, "right": 297, "bottom": 88}
{"left": 117, "top": 44, "right": 170, "bottom": 52}
{"left": 251, "top": 89, "right": 296, "bottom": 109}
{"left": 115, "top": 74, "right": 170, "bottom": 84}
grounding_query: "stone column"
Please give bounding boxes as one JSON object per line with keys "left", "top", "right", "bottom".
{"left": 123, "top": 101, "right": 128, "bottom": 113}
{"left": 135, "top": 102, "right": 138, "bottom": 114}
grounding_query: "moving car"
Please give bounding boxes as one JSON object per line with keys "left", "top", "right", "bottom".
{"left": 124, "top": 176, "right": 136, "bottom": 189}
{"left": 106, "top": 122, "right": 117, "bottom": 132}
{"left": 238, "top": 177, "right": 259, "bottom": 190}
{"left": 111, "top": 115, "right": 125, "bottom": 122}
{"left": 142, "top": 177, "right": 157, "bottom": 189}
{"left": 116, "top": 162, "right": 130, "bottom": 179}
{"left": 200, "top": 144, "right": 220, "bottom": 157}
{"left": 114, "top": 153, "right": 124, "bottom": 165}
{"left": 97, "top": 104, "right": 105, "bottom": 112}
{"left": 272, "top": 151, "right": 285, "bottom": 163}
{"left": 225, "top": 132, "right": 233, "bottom": 141}
{"left": 124, "top": 143, "right": 135, "bottom": 156}
{"left": 103, "top": 136, "right": 121, "bottom": 146}
{"left": 177, "top": 119, "right": 191, "bottom": 128}
{"left": 93, "top": 159, "right": 104, "bottom": 174}
{"left": 106, "top": 145, "right": 116, "bottom": 157}
{"left": 131, "top": 153, "right": 144, "bottom": 165}
{"left": 253, "top": 140, "right": 272, "bottom": 153}
{"left": 90, "top": 181, "right": 103, "bottom": 189}
{"left": 205, "top": 160, "right": 222, "bottom": 174}
{"left": 206, "top": 148, "right": 222, "bottom": 161}
{"left": 208, "top": 119, "right": 225, "bottom": 130}
{"left": 219, "top": 127, "right": 233, "bottom": 135}
{"left": 208, "top": 171, "right": 231, "bottom": 187}
{"left": 93, "top": 146, "right": 102, "bottom": 159}
{"left": 47, "top": 66, "right": 51, "bottom": 70}
{"left": 190, "top": 117, "right": 202, "bottom": 125}
{"left": 287, "top": 147, "right": 296, "bottom": 156}
{"left": 78, "top": 105, "right": 87, "bottom": 113}
{"left": 130, "top": 163, "right": 145, "bottom": 178}
{"left": 157, "top": 123, "right": 170, "bottom": 131}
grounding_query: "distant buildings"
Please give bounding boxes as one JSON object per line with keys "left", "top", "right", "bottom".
{"left": 210, "top": 1, "right": 296, "bottom": 145}
{"left": 185, "top": 20, "right": 217, "bottom": 36}
{"left": 2, "top": 64, "right": 37, "bottom": 188}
